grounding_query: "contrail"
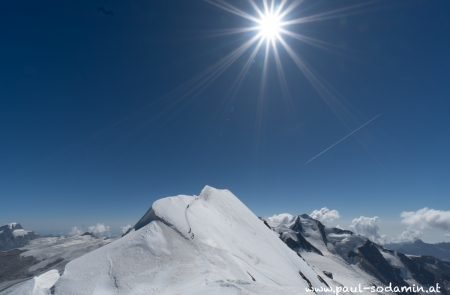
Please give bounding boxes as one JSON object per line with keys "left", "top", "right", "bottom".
{"left": 306, "top": 114, "right": 382, "bottom": 165}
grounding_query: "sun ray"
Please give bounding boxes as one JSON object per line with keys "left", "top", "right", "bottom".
{"left": 204, "top": 27, "right": 259, "bottom": 39}
{"left": 205, "top": 0, "right": 259, "bottom": 23}
{"left": 229, "top": 38, "right": 265, "bottom": 99}
{"left": 280, "top": 29, "right": 341, "bottom": 53}
{"left": 275, "top": 0, "right": 288, "bottom": 15}
{"left": 149, "top": 34, "right": 261, "bottom": 124}
{"left": 253, "top": 40, "right": 272, "bottom": 148}
{"left": 278, "top": 0, "right": 303, "bottom": 19}
{"left": 247, "top": 0, "right": 264, "bottom": 18}
{"left": 186, "top": 34, "right": 261, "bottom": 98}
{"left": 262, "top": 0, "right": 270, "bottom": 14}
{"left": 279, "top": 37, "right": 331, "bottom": 99}
{"left": 282, "top": 1, "right": 376, "bottom": 26}
{"left": 200, "top": 0, "right": 376, "bottom": 126}
{"left": 272, "top": 39, "right": 291, "bottom": 104}
{"left": 216, "top": 38, "right": 266, "bottom": 120}
{"left": 278, "top": 37, "right": 351, "bottom": 120}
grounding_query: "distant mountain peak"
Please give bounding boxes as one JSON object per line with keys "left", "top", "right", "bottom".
{"left": 0, "top": 222, "right": 37, "bottom": 251}
{"left": 264, "top": 213, "right": 450, "bottom": 294}
{"left": 387, "top": 238, "right": 450, "bottom": 263}
{"left": 8, "top": 222, "right": 21, "bottom": 229}
{"left": 1, "top": 222, "right": 23, "bottom": 231}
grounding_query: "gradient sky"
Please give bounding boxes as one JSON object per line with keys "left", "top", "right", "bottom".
{"left": 1, "top": 0, "right": 449, "bottom": 241}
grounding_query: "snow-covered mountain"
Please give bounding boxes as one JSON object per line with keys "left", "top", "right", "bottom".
{"left": 386, "top": 240, "right": 450, "bottom": 262}
{"left": 0, "top": 233, "right": 111, "bottom": 292}
{"left": 56, "top": 186, "right": 343, "bottom": 294}
{"left": 265, "top": 213, "right": 450, "bottom": 295}
{"left": 0, "top": 223, "right": 37, "bottom": 251}
{"left": 8, "top": 187, "right": 343, "bottom": 295}
{"left": 3, "top": 186, "right": 450, "bottom": 295}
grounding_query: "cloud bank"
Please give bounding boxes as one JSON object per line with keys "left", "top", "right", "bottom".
{"left": 395, "top": 228, "right": 422, "bottom": 243}
{"left": 69, "top": 226, "right": 83, "bottom": 236}
{"left": 350, "top": 216, "right": 385, "bottom": 244}
{"left": 88, "top": 223, "right": 110, "bottom": 236}
{"left": 310, "top": 207, "right": 340, "bottom": 224}
{"left": 69, "top": 223, "right": 111, "bottom": 237}
{"left": 121, "top": 225, "right": 132, "bottom": 234}
{"left": 401, "top": 208, "right": 450, "bottom": 231}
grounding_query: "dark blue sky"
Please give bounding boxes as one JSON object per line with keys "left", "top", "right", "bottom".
{"left": 1, "top": 0, "right": 449, "bottom": 238}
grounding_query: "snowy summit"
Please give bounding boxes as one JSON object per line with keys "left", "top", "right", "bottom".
{"left": 11, "top": 186, "right": 333, "bottom": 295}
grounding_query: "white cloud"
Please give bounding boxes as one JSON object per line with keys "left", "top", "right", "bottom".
{"left": 350, "top": 216, "right": 385, "bottom": 244}
{"left": 121, "top": 225, "right": 132, "bottom": 234}
{"left": 88, "top": 223, "right": 110, "bottom": 236}
{"left": 310, "top": 208, "right": 340, "bottom": 224}
{"left": 69, "top": 226, "right": 83, "bottom": 236}
{"left": 401, "top": 208, "right": 450, "bottom": 231}
{"left": 391, "top": 228, "right": 422, "bottom": 243}
{"left": 70, "top": 223, "right": 111, "bottom": 237}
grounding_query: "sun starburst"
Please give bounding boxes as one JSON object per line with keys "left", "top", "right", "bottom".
{"left": 256, "top": 8, "right": 284, "bottom": 43}
{"left": 202, "top": 0, "right": 343, "bottom": 96}
{"left": 177, "top": 0, "right": 376, "bottom": 117}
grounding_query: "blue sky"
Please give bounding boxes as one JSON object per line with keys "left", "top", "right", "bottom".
{"left": 1, "top": 0, "right": 449, "bottom": 241}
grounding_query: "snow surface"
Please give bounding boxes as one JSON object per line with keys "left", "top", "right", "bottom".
{"left": 20, "top": 235, "right": 112, "bottom": 273}
{"left": 265, "top": 214, "right": 432, "bottom": 295}
{"left": 0, "top": 234, "right": 111, "bottom": 294}
{"left": 11, "top": 229, "right": 29, "bottom": 238}
{"left": 49, "top": 186, "right": 333, "bottom": 295}
{"left": 8, "top": 223, "right": 19, "bottom": 230}
{"left": 3, "top": 270, "right": 60, "bottom": 295}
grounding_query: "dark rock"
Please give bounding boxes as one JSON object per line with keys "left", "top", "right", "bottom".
{"left": 323, "top": 271, "right": 333, "bottom": 279}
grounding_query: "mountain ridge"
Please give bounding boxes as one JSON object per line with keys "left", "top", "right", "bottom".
{"left": 51, "top": 186, "right": 333, "bottom": 295}
{"left": 265, "top": 213, "right": 450, "bottom": 295}
{"left": 3, "top": 187, "right": 450, "bottom": 295}
{"left": 386, "top": 239, "right": 450, "bottom": 262}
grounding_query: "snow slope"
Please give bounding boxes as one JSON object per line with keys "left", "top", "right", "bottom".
{"left": 266, "top": 214, "right": 450, "bottom": 295}
{"left": 21, "top": 235, "right": 112, "bottom": 273}
{"left": 3, "top": 270, "right": 60, "bottom": 295}
{"left": 51, "top": 186, "right": 332, "bottom": 295}
{"left": 266, "top": 214, "right": 386, "bottom": 294}
{"left": 0, "top": 234, "right": 111, "bottom": 293}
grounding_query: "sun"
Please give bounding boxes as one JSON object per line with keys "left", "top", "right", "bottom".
{"left": 203, "top": 0, "right": 373, "bottom": 108}
{"left": 256, "top": 11, "right": 284, "bottom": 43}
